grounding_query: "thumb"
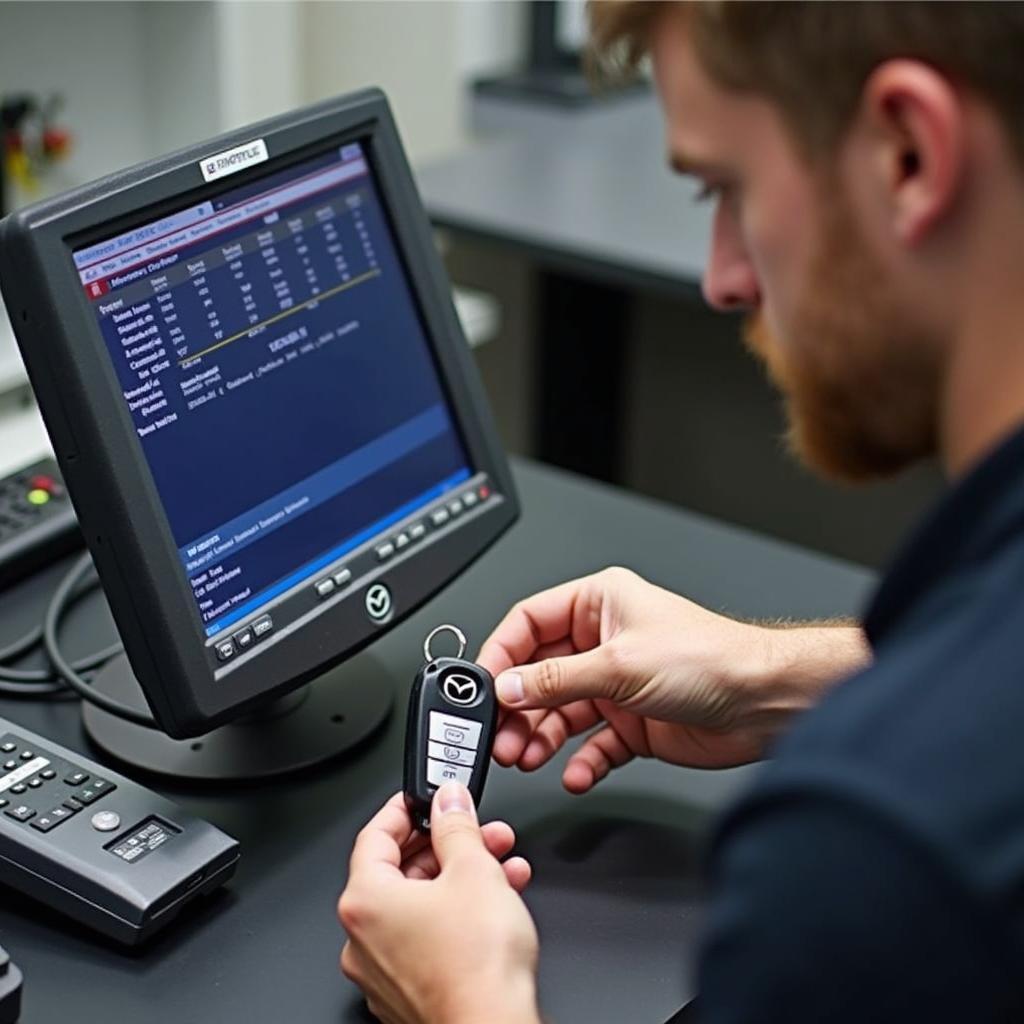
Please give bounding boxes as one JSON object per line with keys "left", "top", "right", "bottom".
{"left": 494, "top": 646, "right": 616, "bottom": 710}
{"left": 430, "top": 782, "right": 487, "bottom": 870}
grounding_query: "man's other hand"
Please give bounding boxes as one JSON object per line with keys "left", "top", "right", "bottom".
{"left": 479, "top": 567, "right": 869, "bottom": 788}
{"left": 339, "top": 786, "right": 541, "bottom": 1024}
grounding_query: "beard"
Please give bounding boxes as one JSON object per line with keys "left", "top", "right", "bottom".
{"left": 743, "top": 194, "right": 941, "bottom": 483}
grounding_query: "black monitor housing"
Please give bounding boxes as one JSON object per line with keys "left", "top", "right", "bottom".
{"left": 0, "top": 90, "right": 518, "bottom": 778}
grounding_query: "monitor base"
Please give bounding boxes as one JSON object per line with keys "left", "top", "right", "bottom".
{"left": 82, "top": 653, "right": 393, "bottom": 781}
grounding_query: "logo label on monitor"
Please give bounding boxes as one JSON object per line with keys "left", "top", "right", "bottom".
{"left": 199, "top": 139, "right": 269, "bottom": 182}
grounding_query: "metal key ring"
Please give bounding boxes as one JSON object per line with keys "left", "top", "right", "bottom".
{"left": 423, "top": 624, "right": 467, "bottom": 663}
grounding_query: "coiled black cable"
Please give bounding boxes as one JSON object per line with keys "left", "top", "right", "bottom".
{"left": 0, "top": 553, "right": 157, "bottom": 727}
{"left": 0, "top": 558, "right": 120, "bottom": 694}
{"left": 40, "top": 552, "right": 157, "bottom": 727}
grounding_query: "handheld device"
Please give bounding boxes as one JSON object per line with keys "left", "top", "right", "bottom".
{"left": 0, "top": 90, "right": 518, "bottom": 777}
{"left": 0, "top": 717, "right": 238, "bottom": 945}
{"left": 404, "top": 625, "right": 497, "bottom": 832}
{"left": 0, "top": 458, "right": 80, "bottom": 591}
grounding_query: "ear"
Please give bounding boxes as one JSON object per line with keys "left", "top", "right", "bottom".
{"left": 856, "top": 59, "right": 966, "bottom": 246}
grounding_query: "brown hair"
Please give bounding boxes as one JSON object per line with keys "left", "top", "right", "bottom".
{"left": 589, "top": 1, "right": 1024, "bottom": 160}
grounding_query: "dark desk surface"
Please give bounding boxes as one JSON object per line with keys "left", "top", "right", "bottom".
{"left": 0, "top": 459, "right": 873, "bottom": 1023}
{"left": 416, "top": 95, "right": 712, "bottom": 297}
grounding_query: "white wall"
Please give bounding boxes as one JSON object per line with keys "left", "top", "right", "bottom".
{"left": 300, "top": 1, "right": 526, "bottom": 164}
{"left": 0, "top": 0, "right": 524, "bottom": 191}
{"left": 0, "top": 2, "right": 154, "bottom": 201}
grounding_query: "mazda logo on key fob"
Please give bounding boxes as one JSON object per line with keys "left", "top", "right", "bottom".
{"left": 441, "top": 673, "right": 478, "bottom": 705}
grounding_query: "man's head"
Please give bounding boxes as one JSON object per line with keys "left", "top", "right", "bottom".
{"left": 590, "top": 2, "right": 1024, "bottom": 481}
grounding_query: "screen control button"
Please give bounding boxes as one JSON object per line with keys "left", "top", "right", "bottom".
{"left": 409, "top": 522, "right": 426, "bottom": 541}
{"left": 32, "top": 806, "right": 75, "bottom": 832}
{"left": 332, "top": 568, "right": 352, "bottom": 588}
{"left": 316, "top": 578, "right": 335, "bottom": 598}
{"left": 2, "top": 761, "right": 14, "bottom": 772}
{"left": 91, "top": 811, "right": 121, "bottom": 832}
{"left": 9, "top": 784, "right": 26, "bottom": 795}
{"left": 0, "top": 800, "right": 7, "bottom": 809}
{"left": 428, "top": 740, "right": 476, "bottom": 767}
{"left": 376, "top": 542, "right": 395, "bottom": 561}
{"left": 252, "top": 615, "right": 273, "bottom": 639}
{"left": 19, "top": 751, "right": 32, "bottom": 760}
{"left": 428, "top": 711, "right": 482, "bottom": 750}
{"left": 394, "top": 532, "right": 410, "bottom": 550}
{"left": 27, "top": 779, "right": 42, "bottom": 789}
{"left": 430, "top": 508, "right": 450, "bottom": 527}
{"left": 462, "top": 491, "right": 478, "bottom": 508}
{"left": 77, "top": 779, "right": 115, "bottom": 805}
{"left": 233, "top": 627, "right": 254, "bottom": 651}
{"left": 426, "top": 759, "right": 473, "bottom": 788}
{"left": 0, "top": 743, "right": 15, "bottom": 754}
{"left": 215, "top": 639, "right": 235, "bottom": 661}
{"left": 447, "top": 499, "right": 464, "bottom": 516}
{"left": 40, "top": 769, "right": 56, "bottom": 780}
{"left": 365, "top": 584, "right": 392, "bottom": 622}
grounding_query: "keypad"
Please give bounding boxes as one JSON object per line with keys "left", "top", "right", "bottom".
{"left": 0, "top": 733, "right": 115, "bottom": 834}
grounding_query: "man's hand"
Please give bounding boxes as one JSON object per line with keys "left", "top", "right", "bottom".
{"left": 339, "top": 785, "right": 541, "bottom": 1024}
{"left": 479, "top": 567, "right": 870, "bottom": 789}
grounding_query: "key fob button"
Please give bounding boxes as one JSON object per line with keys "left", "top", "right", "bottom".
{"left": 428, "top": 711, "right": 482, "bottom": 749}
{"left": 426, "top": 759, "right": 473, "bottom": 788}
{"left": 428, "top": 741, "right": 476, "bottom": 767}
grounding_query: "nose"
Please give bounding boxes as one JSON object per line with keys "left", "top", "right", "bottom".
{"left": 701, "top": 203, "right": 761, "bottom": 313}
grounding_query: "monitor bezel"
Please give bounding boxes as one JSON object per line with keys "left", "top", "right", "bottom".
{"left": 0, "top": 89, "right": 518, "bottom": 737}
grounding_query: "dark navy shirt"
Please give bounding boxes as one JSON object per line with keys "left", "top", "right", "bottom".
{"left": 700, "top": 425, "right": 1024, "bottom": 1022}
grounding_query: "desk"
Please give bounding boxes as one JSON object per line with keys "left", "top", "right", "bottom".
{"left": 0, "top": 458, "right": 873, "bottom": 1023}
{"left": 417, "top": 95, "right": 710, "bottom": 483}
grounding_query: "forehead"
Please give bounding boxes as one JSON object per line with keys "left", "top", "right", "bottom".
{"left": 650, "top": 7, "right": 793, "bottom": 172}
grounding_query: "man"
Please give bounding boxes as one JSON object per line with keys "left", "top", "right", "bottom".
{"left": 338, "top": 3, "right": 1024, "bottom": 1020}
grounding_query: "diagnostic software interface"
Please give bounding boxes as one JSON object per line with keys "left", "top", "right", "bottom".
{"left": 71, "top": 143, "right": 470, "bottom": 638}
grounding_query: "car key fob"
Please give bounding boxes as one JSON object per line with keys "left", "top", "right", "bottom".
{"left": 404, "top": 625, "right": 497, "bottom": 833}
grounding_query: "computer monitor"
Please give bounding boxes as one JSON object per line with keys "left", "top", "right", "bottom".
{"left": 0, "top": 90, "right": 518, "bottom": 776}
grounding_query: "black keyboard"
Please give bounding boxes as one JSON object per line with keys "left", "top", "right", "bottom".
{"left": 0, "top": 458, "right": 81, "bottom": 591}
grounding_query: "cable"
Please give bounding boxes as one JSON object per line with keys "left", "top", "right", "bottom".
{"left": 41, "top": 552, "right": 158, "bottom": 728}
{"left": 0, "top": 640, "right": 122, "bottom": 684}
{"left": 0, "top": 562, "right": 122, "bottom": 692}
{"left": 0, "top": 625, "right": 43, "bottom": 664}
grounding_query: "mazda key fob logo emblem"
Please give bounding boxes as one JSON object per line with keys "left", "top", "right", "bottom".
{"left": 442, "top": 673, "right": 478, "bottom": 706}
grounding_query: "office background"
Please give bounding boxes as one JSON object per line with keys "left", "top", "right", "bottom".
{"left": 0, "top": 0, "right": 942, "bottom": 568}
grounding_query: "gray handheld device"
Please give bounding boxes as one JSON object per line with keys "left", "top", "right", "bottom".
{"left": 0, "top": 717, "right": 238, "bottom": 945}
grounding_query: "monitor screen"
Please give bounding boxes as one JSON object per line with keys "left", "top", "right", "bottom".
{"left": 71, "top": 142, "right": 471, "bottom": 639}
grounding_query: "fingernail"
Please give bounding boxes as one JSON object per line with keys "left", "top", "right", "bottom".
{"left": 496, "top": 672, "right": 524, "bottom": 704}
{"left": 437, "top": 781, "right": 472, "bottom": 815}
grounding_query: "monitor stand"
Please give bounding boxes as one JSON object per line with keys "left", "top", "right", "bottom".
{"left": 82, "top": 653, "right": 393, "bottom": 781}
